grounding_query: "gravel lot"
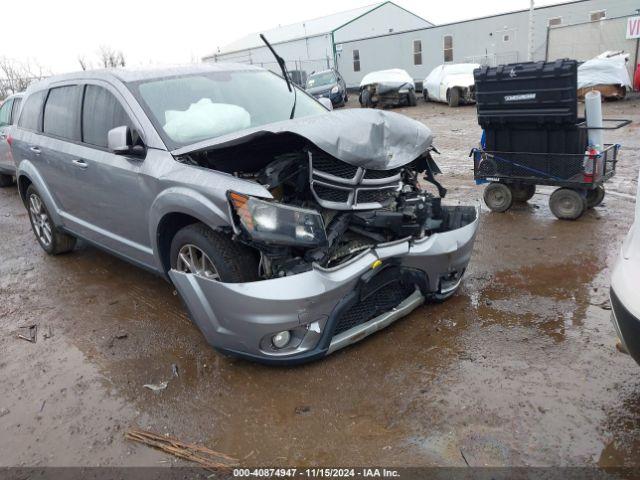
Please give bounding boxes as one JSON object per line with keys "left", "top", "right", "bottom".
{"left": 0, "top": 96, "right": 639, "bottom": 468}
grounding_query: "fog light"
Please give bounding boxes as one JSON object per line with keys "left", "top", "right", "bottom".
{"left": 272, "top": 330, "right": 291, "bottom": 349}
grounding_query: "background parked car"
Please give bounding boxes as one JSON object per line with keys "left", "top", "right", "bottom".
{"left": 305, "top": 69, "right": 347, "bottom": 107}
{"left": 359, "top": 68, "right": 416, "bottom": 108}
{"left": 610, "top": 169, "right": 640, "bottom": 366}
{"left": 423, "top": 63, "right": 480, "bottom": 107}
{"left": 0, "top": 92, "right": 23, "bottom": 186}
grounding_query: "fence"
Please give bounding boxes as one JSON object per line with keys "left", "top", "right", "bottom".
{"left": 463, "top": 51, "right": 520, "bottom": 67}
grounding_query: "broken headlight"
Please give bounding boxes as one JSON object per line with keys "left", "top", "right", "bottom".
{"left": 228, "top": 192, "right": 327, "bottom": 247}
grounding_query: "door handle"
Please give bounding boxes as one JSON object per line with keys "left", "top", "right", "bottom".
{"left": 72, "top": 159, "right": 88, "bottom": 169}
{"left": 30, "top": 146, "right": 41, "bottom": 155}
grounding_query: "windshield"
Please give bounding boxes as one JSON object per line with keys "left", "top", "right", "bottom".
{"left": 306, "top": 71, "right": 336, "bottom": 88}
{"left": 131, "top": 70, "right": 327, "bottom": 149}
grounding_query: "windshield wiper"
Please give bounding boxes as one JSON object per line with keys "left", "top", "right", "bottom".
{"left": 260, "top": 34, "right": 297, "bottom": 120}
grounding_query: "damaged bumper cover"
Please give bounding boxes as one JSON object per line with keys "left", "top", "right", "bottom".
{"left": 169, "top": 205, "right": 479, "bottom": 364}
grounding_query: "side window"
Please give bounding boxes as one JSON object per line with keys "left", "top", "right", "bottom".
{"left": 18, "top": 90, "right": 46, "bottom": 131}
{"left": 43, "top": 86, "right": 81, "bottom": 140}
{"left": 413, "top": 40, "right": 422, "bottom": 66}
{"left": 11, "top": 98, "right": 22, "bottom": 125}
{"left": 0, "top": 99, "right": 13, "bottom": 127}
{"left": 82, "top": 85, "right": 133, "bottom": 148}
{"left": 443, "top": 35, "right": 453, "bottom": 63}
{"left": 353, "top": 50, "right": 360, "bottom": 72}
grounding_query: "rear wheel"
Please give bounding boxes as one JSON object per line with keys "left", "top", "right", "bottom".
{"left": 170, "top": 223, "right": 259, "bottom": 283}
{"left": 511, "top": 184, "right": 536, "bottom": 203}
{"left": 483, "top": 182, "right": 513, "bottom": 212}
{"left": 0, "top": 174, "right": 14, "bottom": 187}
{"left": 423, "top": 90, "right": 429, "bottom": 102}
{"left": 447, "top": 88, "right": 460, "bottom": 107}
{"left": 26, "top": 185, "right": 76, "bottom": 255}
{"left": 586, "top": 185, "right": 605, "bottom": 208}
{"left": 549, "top": 188, "right": 586, "bottom": 220}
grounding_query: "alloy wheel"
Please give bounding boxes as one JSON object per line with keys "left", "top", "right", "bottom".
{"left": 28, "top": 193, "right": 53, "bottom": 247}
{"left": 176, "top": 244, "right": 220, "bottom": 280}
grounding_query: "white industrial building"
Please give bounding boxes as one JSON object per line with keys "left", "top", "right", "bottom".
{"left": 204, "top": 2, "right": 433, "bottom": 79}
{"left": 206, "top": 0, "right": 639, "bottom": 88}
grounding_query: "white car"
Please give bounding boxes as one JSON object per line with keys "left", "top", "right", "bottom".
{"left": 610, "top": 169, "right": 640, "bottom": 366}
{"left": 422, "top": 63, "right": 480, "bottom": 107}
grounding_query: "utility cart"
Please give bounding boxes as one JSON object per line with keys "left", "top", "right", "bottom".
{"left": 472, "top": 59, "right": 631, "bottom": 220}
{"left": 472, "top": 138, "right": 623, "bottom": 220}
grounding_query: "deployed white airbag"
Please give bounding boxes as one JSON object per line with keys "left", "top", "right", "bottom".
{"left": 360, "top": 69, "right": 415, "bottom": 88}
{"left": 163, "top": 98, "right": 251, "bottom": 143}
{"left": 578, "top": 54, "right": 632, "bottom": 89}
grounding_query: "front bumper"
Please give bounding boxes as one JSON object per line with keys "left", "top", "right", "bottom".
{"left": 610, "top": 289, "right": 640, "bottom": 366}
{"left": 312, "top": 91, "right": 343, "bottom": 105}
{"left": 169, "top": 206, "right": 479, "bottom": 364}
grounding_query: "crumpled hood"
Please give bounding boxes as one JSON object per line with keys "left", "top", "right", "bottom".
{"left": 306, "top": 84, "right": 336, "bottom": 96}
{"left": 172, "top": 109, "right": 433, "bottom": 170}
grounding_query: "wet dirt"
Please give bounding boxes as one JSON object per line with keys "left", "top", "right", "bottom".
{"left": 1, "top": 97, "right": 639, "bottom": 467}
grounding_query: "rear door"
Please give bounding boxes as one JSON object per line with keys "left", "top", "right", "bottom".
{"left": 0, "top": 98, "right": 14, "bottom": 173}
{"left": 37, "top": 84, "right": 84, "bottom": 213}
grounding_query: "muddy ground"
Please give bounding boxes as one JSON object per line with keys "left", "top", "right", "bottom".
{"left": 1, "top": 97, "right": 639, "bottom": 468}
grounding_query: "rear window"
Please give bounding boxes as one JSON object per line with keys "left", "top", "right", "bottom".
{"left": 43, "top": 86, "right": 81, "bottom": 140}
{"left": 18, "top": 90, "right": 46, "bottom": 131}
{"left": 82, "top": 85, "right": 133, "bottom": 148}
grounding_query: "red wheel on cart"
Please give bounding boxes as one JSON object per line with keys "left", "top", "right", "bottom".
{"left": 483, "top": 182, "right": 513, "bottom": 212}
{"left": 586, "top": 185, "right": 605, "bottom": 209}
{"left": 549, "top": 188, "right": 586, "bottom": 220}
{"left": 511, "top": 184, "right": 536, "bottom": 203}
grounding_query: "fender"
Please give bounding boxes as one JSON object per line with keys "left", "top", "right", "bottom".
{"left": 148, "top": 186, "right": 234, "bottom": 270}
{"left": 17, "top": 160, "right": 63, "bottom": 227}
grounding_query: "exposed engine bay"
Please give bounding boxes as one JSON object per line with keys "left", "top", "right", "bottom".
{"left": 177, "top": 130, "right": 476, "bottom": 280}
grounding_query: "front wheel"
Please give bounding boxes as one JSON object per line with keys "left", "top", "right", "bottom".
{"left": 170, "top": 223, "right": 259, "bottom": 283}
{"left": 26, "top": 185, "right": 76, "bottom": 255}
{"left": 549, "top": 188, "right": 586, "bottom": 220}
{"left": 447, "top": 88, "right": 460, "bottom": 107}
{"left": 586, "top": 185, "right": 605, "bottom": 208}
{"left": 0, "top": 174, "right": 14, "bottom": 187}
{"left": 483, "top": 182, "right": 513, "bottom": 212}
{"left": 408, "top": 90, "right": 417, "bottom": 106}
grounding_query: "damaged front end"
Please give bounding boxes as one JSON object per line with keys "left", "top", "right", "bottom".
{"left": 168, "top": 109, "right": 479, "bottom": 364}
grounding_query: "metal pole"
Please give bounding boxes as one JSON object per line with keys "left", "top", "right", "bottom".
{"left": 528, "top": 0, "right": 535, "bottom": 61}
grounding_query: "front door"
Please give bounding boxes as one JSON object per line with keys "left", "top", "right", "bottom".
{"left": 68, "top": 83, "right": 152, "bottom": 266}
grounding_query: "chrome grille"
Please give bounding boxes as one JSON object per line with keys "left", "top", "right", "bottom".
{"left": 309, "top": 150, "right": 403, "bottom": 210}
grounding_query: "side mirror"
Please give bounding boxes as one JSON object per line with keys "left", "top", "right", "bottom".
{"left": 107, "top": 125, "right": 144, "bottom": 156}
{"left": 318, "top": 97, "right": 333, "bottom": 111}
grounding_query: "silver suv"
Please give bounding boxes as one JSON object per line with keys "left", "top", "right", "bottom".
{"left": 11, "top": 64, "right": 479, "bottom": 364}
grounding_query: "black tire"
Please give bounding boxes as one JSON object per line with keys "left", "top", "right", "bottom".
{"left": 586, "top": 185, "right": 605, "bottom": 208}
{"left": 170, "top": 223, "right": 259, "bottom": 283}
{"left": 360, "top": 89, "right": 372, "bottom": 108}
{"left": 511, "top": 184, "right": 536, "bottom": 203}
{"left": 25, "top": 185, "right": 76, "bottom": 255}
{"left": 483, "top": 182, "right": 513, "bottom": 213}
{"left": 447, "top": 88, "right": 460, "bottom": 107}
{"left": 423, "top": 90, "right": 430, "bottom": 102}
{"left": 408, "top": 90, "right": 417, "bottom": 107}
{"left": 344, "top": 92, "right": 348, "bottom": 103}
{"left": 0, "top": 174, "right": 14, "bottom": 187}
{"left": 549, "top": 188, "right": 586, "bottom": 220}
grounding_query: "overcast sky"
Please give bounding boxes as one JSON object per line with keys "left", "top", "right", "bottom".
{"left": 2, "top": 0, "right": 569, "bottom": 74}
